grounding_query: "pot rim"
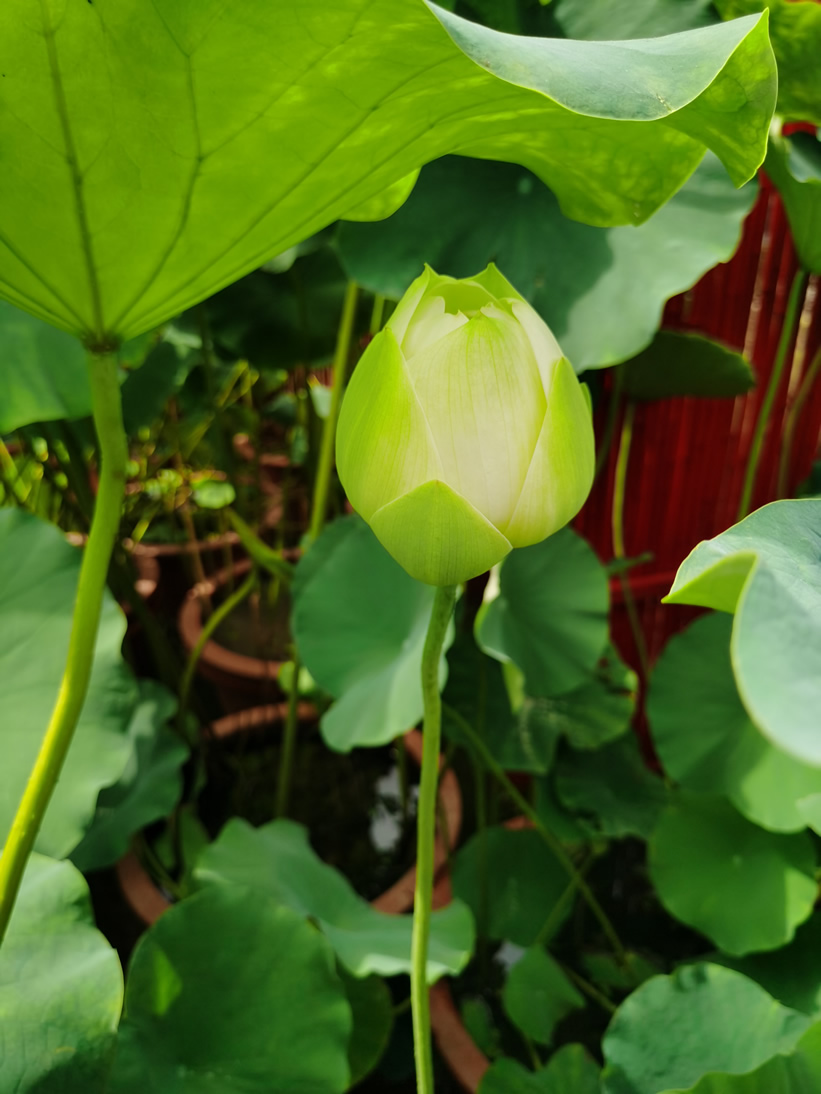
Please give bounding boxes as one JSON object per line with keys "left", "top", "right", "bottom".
{"left": 177, "top": 554, "right": 298, "bottom": 682}
{"left": 117, "top": 725, "right": 463, "bottom": 925}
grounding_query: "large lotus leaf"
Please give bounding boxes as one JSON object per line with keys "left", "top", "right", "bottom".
{"left": 648, "top": 614, "right": 821, "bottom": 833}
{"left": 339, "top": 970, "right": 393, "bottom": 1088}
{"left": 480, "top": 1045, "right": 601, "bottom": 1094}
{"left": 714, "top": 0, "right": 821, "bottom": 124}
{"left": 476, "top": 529, "right": 609, "bottom": 698}
{"left": 0, "top": 855, "right": 123, "bottom": 1094}
{"left": 292, "top": 515, "right": 453, "bottom": 751}
{"left": 675, "top": 1021, "right": 821, "bottom": 1094}
{"left": 716, "top": 914, "right": 821, "bottom": 1019}
{"left": 443, "top": 631, "right": 634, "bottom": 771}
{"left": 193, "top": 818, "right": 474, "bottom": 982}
{"left": 601, "top": 963, "right": 811, "bottom": 1094}
{"left": 0, "top": 2, "right": 774, "bottom": 342}
{"left": 648, "top": 793, "right": 817, "bottom": 955}
{"left": 71, "top": 681, "right": 188, "bottom": 872}
{"left": 0, "top": 300, "right": 90, "bottom": 433}
{"left": 451, "top": 825, "right": 571, "bottom": 947}
{"left": 502, "top": 946, "right": 585, "bottom": 1046}
{"left": 111, "top": 886, "right": 352, "bottom": 1093}
{"left": 665, "top": 500, "right": 821, "bottom": 767}
{"left": 538, "top": 645, "right": 637, "bottom": 751}
{"left": 764, "top": 131, "right": 821, "bottom": 275}
{"left": 546, "top": 0, "right": 719, "bottom": 39}
{"left": 554, "top": 734, "right": 670, "bottom": 841}
{"left": 442, "top": 632, "right": 562, "bottom": 774}
{"left": 621, "top": 331, "right": 755, "bottom": 401}
{"left": 337, "top": 152, "right": 757, "bottom": 371}
{"left": 0, "top": 510, "right": 137, "bottom": 858}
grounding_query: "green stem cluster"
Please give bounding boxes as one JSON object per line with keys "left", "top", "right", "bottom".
{"left": 277, "top": 280, "right": 360, "bottom": 818}
{"left": 611, "top": 400, "right": 650, "bottom": 681}
{"left": 411, "top": 585, "right": 458, "bottom": 1094}
{"left": 308, "top": 280, "right": 359, "bottom": 544}
{"left": 0, "top": 351, "right": 127, "bottom": 945}
{"left": 738, "top": 269, "right": 808, "bottom": 520}
{"left": 443, "top": 703, "right": 627, "bottom": 967}
{"left": 178, "top": 568, "right": 258, "bottom": 732}
{"left": 777, "top": 344, "right": 821, "bottom": 497}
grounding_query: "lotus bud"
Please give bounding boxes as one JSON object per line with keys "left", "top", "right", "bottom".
{"left": 336, "top": 265, "right": 595, "bottom": 586}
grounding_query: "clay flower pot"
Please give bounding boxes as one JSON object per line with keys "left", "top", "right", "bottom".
{"left": 233, "top": 432, "right": 292, "bottom": 489}
{"left": 177, "top": 555, "right": 298, "bottom": 712}
{"left": 132, "top": 552, "right": 160, "bottom": 602}
{"left": 66, "top": 532, "right": 159, "bottom": 611}
{"left": 117, "top": 722, "right": 462, "bottom": 925}
{"left": 127, "top": 499, "right": 283, "bottom": 613}
{"left": 430, "top": 971, "right": 490, "bottom": 1094}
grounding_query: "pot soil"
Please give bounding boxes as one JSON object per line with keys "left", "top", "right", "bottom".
{"left": 177, "top": 556, "right": 297, "bottom": 712}
{"left": 118, "top": 721, "right": 462, "bottom": 925}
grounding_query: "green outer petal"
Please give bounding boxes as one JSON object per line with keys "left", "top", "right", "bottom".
{"left": 369, "top": 480, "right": 512, "bottom": 586}
{"left": 502, "top": 357, "right": 595, "bottom": 547}
{"left": 336, "top": 328, "right": 442, "bottom": 522}
{"left": 470, "top": 262, "right": 527, "bottom": 305}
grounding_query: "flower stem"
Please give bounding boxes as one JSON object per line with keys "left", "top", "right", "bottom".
{"left": 275, "top": 282, "right": 359, "bottom": 818}
{"left": 777, "top": 342, "right": 821, "bottom": 498}
{"left": 308, "top": 280, "right": 359, "bottom": 544}
{"left": 275, "top": 652, "right": 302, "bottom": 818}
{"left": 369, "top": 292, "right": 386, "bottom": 336}
{"left": 738, "top": 268, "right": 808, "bottom": 520}
{"left": 0, "top": 350, "right": 127, "bottom": 947}
{"left": 593, "top": 365, "right": 624, "bottom": 483}
{"left": 442, "top": 702, "right": 628, "bottom": 968}
{"left": 611, "top": 400, "right": 650, "bottom": 681}
{"left": 178, "top": 568, "right": 257, "bottom": 732}
{"left": 0, "top": 437, "right": 29, "bottom": 505}
{"left": 412, "top": 584, "right": 457, "bottom": 1094}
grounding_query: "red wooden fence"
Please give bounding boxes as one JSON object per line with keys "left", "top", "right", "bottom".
{"left": 575, "top": 166, "right": 821, "bottom": 676}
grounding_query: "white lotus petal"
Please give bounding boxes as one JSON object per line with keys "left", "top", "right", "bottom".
{"left": 406, "top": 314, "right": 545, "bottom": 529}
{"left": 402, "top": 294, "right": 469, "bottom": 360}
{"left": 510, "top": 298, "right": 565, "bottom": 392}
